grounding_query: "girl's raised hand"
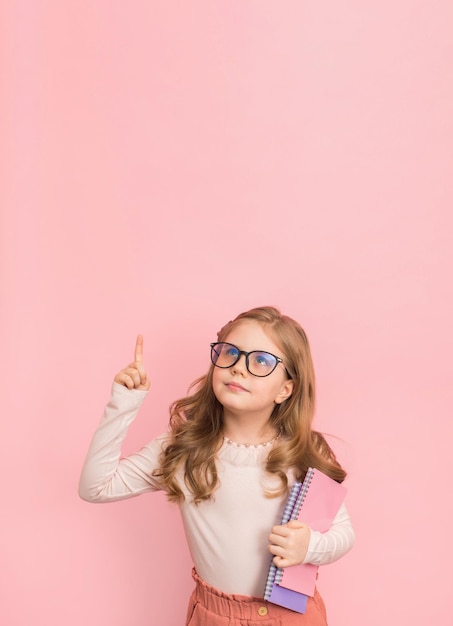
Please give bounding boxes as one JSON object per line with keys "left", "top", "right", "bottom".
{"left": 114, "top": 334, "right": 150, "bottom": 391}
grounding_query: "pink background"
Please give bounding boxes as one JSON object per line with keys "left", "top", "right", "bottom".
{"left": 1, "top": 1, "right": 452, "bottom": 624}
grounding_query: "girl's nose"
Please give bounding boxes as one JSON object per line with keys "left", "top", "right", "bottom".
{"left": 231, "top": 353, "right": 247, "bottom": 375}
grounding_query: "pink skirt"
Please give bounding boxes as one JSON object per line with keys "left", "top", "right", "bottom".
{"left": 186, "top": 569, "right": 328, "bottom": 626}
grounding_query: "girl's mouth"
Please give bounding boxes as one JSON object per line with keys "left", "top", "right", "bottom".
{"left": 226, "top": 382, "right": 248, "bottom": 392}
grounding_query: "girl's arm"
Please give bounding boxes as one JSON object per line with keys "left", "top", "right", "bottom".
{"left": 79, "top": 335, "right": 166, "bottom": 503}
{"left": 303, "top": 502, "right": 355, "bottom": 565}
{"left": 268, "top": 502, "right": 355, "bottom": 568}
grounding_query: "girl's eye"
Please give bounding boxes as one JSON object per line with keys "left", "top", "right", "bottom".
{"left": 224, "top": 345, "right": 239, "bottom": 358}
{"left": 252, "top": 352, "right": 274, "bottom": 368}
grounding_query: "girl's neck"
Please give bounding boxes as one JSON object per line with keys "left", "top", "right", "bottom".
{"left": 222, "top": 412, "right": 278, "bottom": 446}
{"left": 223, "top": 430, "right": 281, "bottom": 448}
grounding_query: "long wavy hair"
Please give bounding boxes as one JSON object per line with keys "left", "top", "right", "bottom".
{"left": 154, "top": 306, "right": 346, "bottom": 503}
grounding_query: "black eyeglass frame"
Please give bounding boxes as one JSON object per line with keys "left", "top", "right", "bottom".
{"left": 210, "top": 342, "right": 290, "bottom": 378}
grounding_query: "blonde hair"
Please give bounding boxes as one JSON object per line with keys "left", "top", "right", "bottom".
{"left": 154, "top": 306, "right": 346, "bottom": 503}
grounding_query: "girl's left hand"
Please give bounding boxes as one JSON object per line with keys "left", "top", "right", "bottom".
{"left": 268, "top": 520, "right": 311, "bottom": 568}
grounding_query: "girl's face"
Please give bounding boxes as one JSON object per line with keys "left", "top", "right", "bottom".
{"left": 212, "top": 320, "right": 294, "bottom": 422}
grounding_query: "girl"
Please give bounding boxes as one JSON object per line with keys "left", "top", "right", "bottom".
{"left": 79, "top": 306, "right": 354, "bottom": 625}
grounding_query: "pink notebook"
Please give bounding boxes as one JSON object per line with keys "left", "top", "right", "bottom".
{"left": 279, "top": 468, "right": 347, "bottom": 597}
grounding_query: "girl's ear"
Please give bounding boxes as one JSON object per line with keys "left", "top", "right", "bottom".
{"left": 275, "top": 379, "right": 294, "bottom": 404}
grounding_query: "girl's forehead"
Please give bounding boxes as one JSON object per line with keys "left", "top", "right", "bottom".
{"left": 223, "top": 320, "right": 281, "bottom": 352}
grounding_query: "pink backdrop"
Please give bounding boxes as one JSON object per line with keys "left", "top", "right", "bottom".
{"left": 1, "top": 2, "right": 452, "bottom": 624}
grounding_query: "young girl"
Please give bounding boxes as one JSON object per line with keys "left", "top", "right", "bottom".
{"left": 79, "top": 306, "right": 354, "bottom": 625}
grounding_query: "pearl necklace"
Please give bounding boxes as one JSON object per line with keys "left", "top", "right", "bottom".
{"left": 223, "top": 430, "right": 282, "bottom": 448}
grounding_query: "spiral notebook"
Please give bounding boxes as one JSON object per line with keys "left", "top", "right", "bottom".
{"left": 264, "top": 468, "right": 347, "bottom": 614}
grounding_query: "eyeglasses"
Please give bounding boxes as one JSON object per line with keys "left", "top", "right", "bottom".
{"left": 210, "top": 342, "right": 287, "bottom": 378}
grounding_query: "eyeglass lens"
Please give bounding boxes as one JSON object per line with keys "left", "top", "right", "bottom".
{"left": 211, "top": 342, "right": 279, "bottom": 377}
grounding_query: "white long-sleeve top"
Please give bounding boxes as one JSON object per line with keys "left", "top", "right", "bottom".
{"left": 79, "top": 383, "right": 355, "bottom": 597}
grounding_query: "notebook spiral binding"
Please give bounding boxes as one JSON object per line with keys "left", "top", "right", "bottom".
{"left": 274, "top": 468, "right": 314, "bottom": 585}
{"left": 263, "top": 468, "right": 315, "bottom": 600}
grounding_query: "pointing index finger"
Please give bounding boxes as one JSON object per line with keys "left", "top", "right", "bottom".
{"left": 135, "top": 334, "right": 144, "bottom": 363}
